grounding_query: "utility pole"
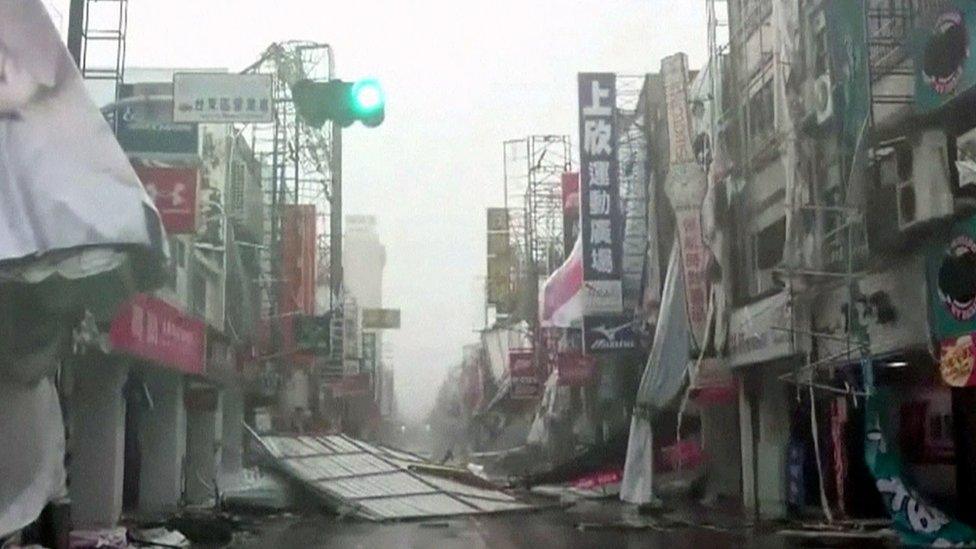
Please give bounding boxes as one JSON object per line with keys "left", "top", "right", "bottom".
{"left": 66, "top": 0, "right": 84, "bottom": 65}
{"left": 330, "top": 125, "right": 343, "bottom": 307}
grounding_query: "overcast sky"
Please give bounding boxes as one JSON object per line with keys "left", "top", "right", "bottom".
{"left": 50, "top": 0, "right": 707, "bottom": 422}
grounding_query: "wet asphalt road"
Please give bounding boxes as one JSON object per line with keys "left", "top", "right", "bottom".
{"left": 235, "top": 501, "right": 820, "bottom": 549}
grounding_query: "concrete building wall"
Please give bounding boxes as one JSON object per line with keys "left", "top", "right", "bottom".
{"left": 343, "top": 215, "right": 385, "bottom": 309}
{"left": 184, "top": 387, "right": 222, "bottom": 505}
{"left": 137, "top": 370, "right": 186, "bottom": 513}
{"left": 220, "top": 387, "right": 245, "bottom": 484}
{"left": 702, "top": 402, "right": 742, "bottom": 501}
{"left": 755, "top": 369, "right": 791, "bottom": 519}
{"left": 69, "top": 360, "right": 128, "bottom": 528}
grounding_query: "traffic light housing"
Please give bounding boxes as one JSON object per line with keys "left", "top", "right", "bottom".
{"left": 292, "top": 78, "right": 385, "bottom": 128}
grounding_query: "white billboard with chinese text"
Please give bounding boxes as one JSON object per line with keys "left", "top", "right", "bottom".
{"left": 173, "top": 72, "right": 273, "bottom": 123}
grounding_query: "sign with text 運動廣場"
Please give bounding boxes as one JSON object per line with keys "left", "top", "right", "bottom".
{"left": 578, "top": 72, "right": 633, "bottom": 354}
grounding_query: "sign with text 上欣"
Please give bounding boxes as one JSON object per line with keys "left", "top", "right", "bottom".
{"left": 361, "top": 308, "right": 401, "bottom": 330}
{"left": 578, "top": 72, "right": 621, "bottom": 291}
{"left": 579, "top": 72, "right": 629, "bottom": 354}
{"left": 173, "top": 72, "right": 273, "bottom": 123}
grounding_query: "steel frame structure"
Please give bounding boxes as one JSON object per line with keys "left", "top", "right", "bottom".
{"left": 77, "top": 0, "right": 128, "bottom": 90}
{"left": 244, "top": 42, "right": 346, "bottom": 378}
{"left": 503, "top": 135, "right": 572, "bottom": 281}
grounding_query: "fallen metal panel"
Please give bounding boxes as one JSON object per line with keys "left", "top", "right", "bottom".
{"left": 358, "top": 494, "right": 476, "bottom": 520}
{"left": 250, "top": 430, "right": 536, "bottom": 521}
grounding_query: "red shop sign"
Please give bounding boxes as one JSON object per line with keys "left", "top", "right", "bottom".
{"left": 572, "top": 468, "right": 622, "bottom": 489}
{"left": 134, "top": 166, "right": 198, "bottom": 234}
{"left": 509, "top": 348, "right": 535, "bottom": 376}
{"left": 557, "top": 352, "right": 597, "bottom": 386}
{"left": 109, "top": 293, "right": 207, "bottom": 375}
{"left": 511, "top": 376, "right": 541, "bottom": 400}
{"left": 331, "top": 373, "right": 372, "bottom": 398}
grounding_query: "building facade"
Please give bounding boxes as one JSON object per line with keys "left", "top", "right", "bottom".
{"left": 63, "top": 72, "right": 266, "bottom": 526}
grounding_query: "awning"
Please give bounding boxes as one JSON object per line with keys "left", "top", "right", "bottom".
{"left": 540, "top": 237, "right": 583, "bottom": 328}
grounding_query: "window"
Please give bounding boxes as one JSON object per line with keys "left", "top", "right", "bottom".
{"left": 749, "top": 217, "right": 786, "bottom": 296}
{"left": 176, "top": 239, "right": 186, "bottom": 268}
{"left": 813, "top": 12, "right": 828, "bottom": 78}
{"left": 748, "top": 79, "right": 774, "bottom": 148}
{"left": 191, "top": 270, "right": 207, "bottom": 319}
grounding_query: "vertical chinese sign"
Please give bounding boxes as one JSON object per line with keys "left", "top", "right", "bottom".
{"left": 579, "top": 73, "right": 635, "bottom": 353}
{"left": 486, "top": 208, "right": 514, "bottom": 315}
{"left": 662, "top": 54, "right": 710, "bottom": 350}
{"left": 279, "top": 204, "right": 317, "bottom": 362}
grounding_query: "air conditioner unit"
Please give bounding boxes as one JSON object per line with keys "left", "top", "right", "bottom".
{"left": 898, "top": 130, "right": 954, "bottom": 231}
{"left": 814, "top": 73, "right": 833, "bottom": 125}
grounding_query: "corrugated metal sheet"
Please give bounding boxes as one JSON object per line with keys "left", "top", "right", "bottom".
{"left": 253, "top": 433, "right": 535, "bottom": 521}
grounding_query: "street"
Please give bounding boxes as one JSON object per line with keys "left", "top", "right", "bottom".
{"left": 8, "top": 2, "right": 976, "bottom": 548}
{"left": 238, "top": 502, "right": 787, "bottom": 549}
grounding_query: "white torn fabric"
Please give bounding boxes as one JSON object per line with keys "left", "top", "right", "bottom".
{"left": 0, "top": 377, "right": 66, "bottom": 539}
{"left": 0, "top": 0, "right": 164, "bottom": 263}
{"left": 620, "top": 244, "right": 689, "bottom": 504}
{"left": 620, "top": 415, "right": 655, "bottom": 505}
{"left": 0, "top": 247, "right": 125, "bottom": 284}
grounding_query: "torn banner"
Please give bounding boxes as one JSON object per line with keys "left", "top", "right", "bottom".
{"left": 862, "top": 362, "right": 976, "bottom": 546}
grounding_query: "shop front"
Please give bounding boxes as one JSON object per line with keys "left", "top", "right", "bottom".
{"left": 727, "top": 290, "right": 802, "bottom": 519}
{"left": 802, "top": 256, "right": 955, "bottom": 520}
{"left": 100, "top": 293, "right": 207, "bottom": 517}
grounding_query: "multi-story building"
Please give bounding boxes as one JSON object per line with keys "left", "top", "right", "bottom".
{"left": 711, "top": 0, "right": 974, "bottom": 524}
{"left": 63, "top": 70, "right": 266, "bottom": 526}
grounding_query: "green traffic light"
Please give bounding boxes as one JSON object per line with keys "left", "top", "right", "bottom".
{"left": 351, "top": 79, "right": 384, "bottom": 115}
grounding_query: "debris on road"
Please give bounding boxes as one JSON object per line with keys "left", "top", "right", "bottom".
{"left": 249, "top": 429, "right": 540, "bottom": 521}
{"left": 128, "top": 527, "right": 189, "bottom": 548}
{"left": 68, "top": 527, "right": 128, "bottom": 549}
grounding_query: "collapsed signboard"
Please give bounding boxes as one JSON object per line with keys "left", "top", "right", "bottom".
{"left": 251, "top": 432, "right": 536, "bottom": 521}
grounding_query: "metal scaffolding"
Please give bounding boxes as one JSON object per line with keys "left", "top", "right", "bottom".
{"left": 504, "top": 135, "right": 572, "bottom": 279}
{"left": 77, "top": 0, "right": 128, "bottom": 87}
{"left": 243, "top": 42, "right": 344, "bottom": 377}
